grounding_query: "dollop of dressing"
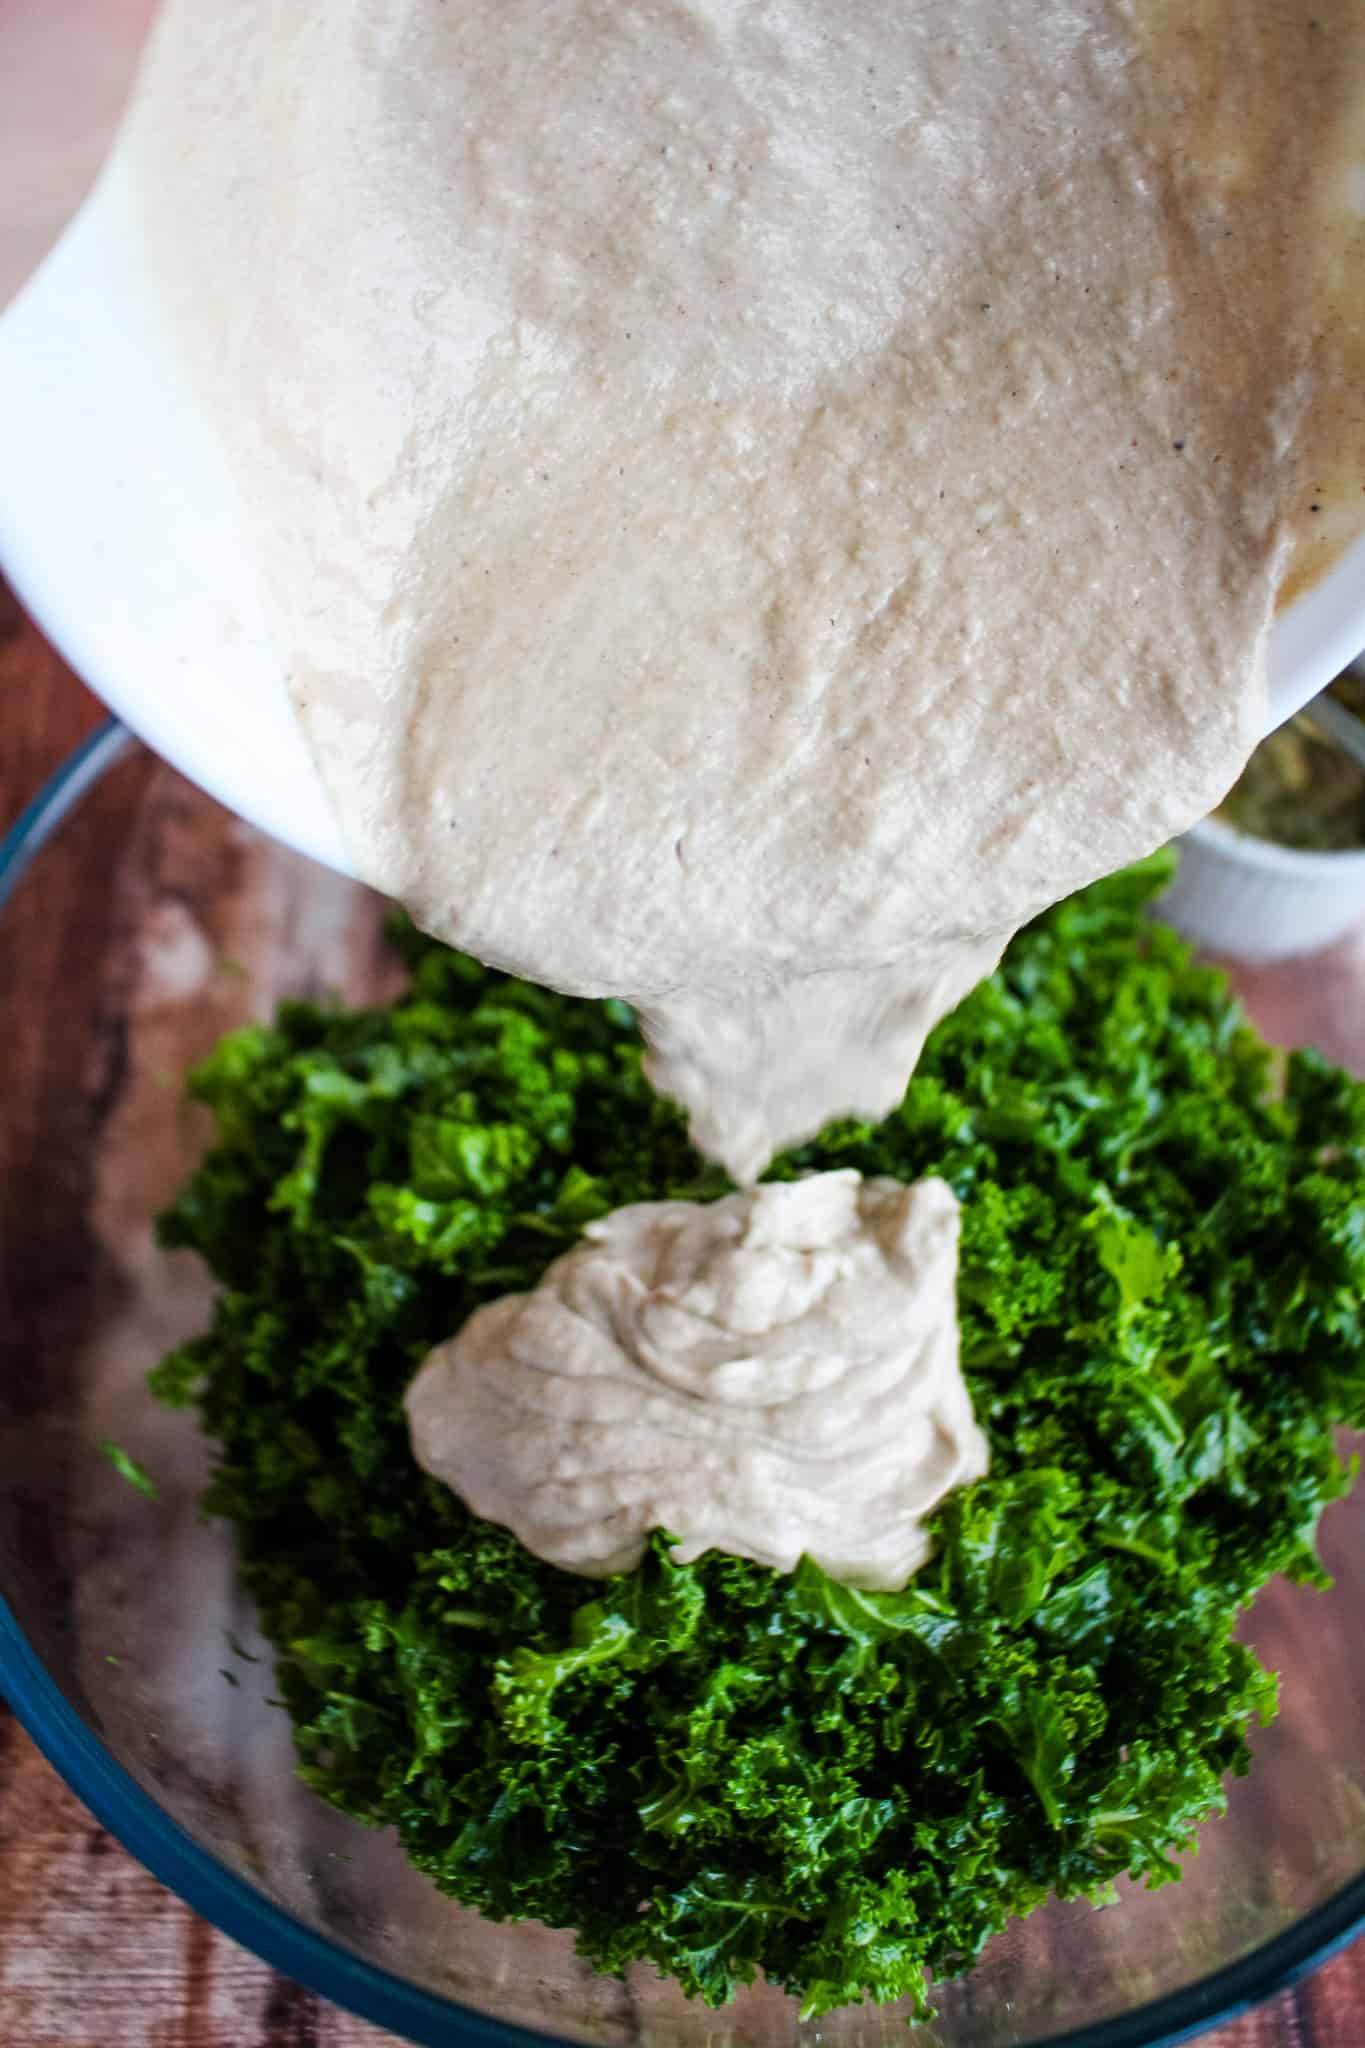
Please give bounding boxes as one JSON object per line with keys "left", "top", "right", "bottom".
{"left": 405, "top": 1172, "right": 986, "bottom": 1588}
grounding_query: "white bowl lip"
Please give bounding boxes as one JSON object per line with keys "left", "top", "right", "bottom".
{"left": 0, "top": 166, "right": 352, "bottom": 878}
{"left": 1184, "top": 812, "right": 1365, "bottom": 880}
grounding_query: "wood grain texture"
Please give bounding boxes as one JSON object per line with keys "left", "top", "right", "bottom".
{"left": 1, "top": 577, "right": 1363, "bottom": 2047}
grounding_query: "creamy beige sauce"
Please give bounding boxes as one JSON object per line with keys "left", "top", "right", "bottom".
{"left": 115, "top": 2, "right": 1364, "bottom": 1583}
{"left": 120, "top": 0, "right": 1362, "bottom": 1186}
{"left": 406, "top": 1171, "right": 985, "bottom": 1587}
{"left": 1281, "top": 24, "right": 1365, "bottom": 607}
{"left": 1124, "top": 2, "right": 1365, "bottom": 614}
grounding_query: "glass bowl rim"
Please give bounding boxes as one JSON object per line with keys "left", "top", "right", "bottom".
{"left": 3, "top": 721, "right": 1365, "bottom": 2048}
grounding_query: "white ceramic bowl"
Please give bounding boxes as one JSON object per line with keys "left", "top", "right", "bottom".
{"left": 1160, "top": 816, "right": 1365, "bottom": 964}
{"left": 2, "top": 157, "right": 1365, "bottom": 880}
{"left": 0, "top": 160, "right": 345, "bottom": 874}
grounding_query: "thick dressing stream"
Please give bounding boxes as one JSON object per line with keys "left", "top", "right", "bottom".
{"left": 118, "top": 0, "right": 1364, "bottom": 1584}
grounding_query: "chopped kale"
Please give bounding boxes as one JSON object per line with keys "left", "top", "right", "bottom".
{"left": 150, "top": 852, "right": 1365, "bottom": 2018}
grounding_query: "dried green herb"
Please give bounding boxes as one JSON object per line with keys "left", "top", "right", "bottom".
{"left": 1217, "top": 673, "right": 1365, "bottom": 851}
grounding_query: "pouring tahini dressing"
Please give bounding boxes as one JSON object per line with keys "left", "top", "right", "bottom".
{"left": 118, "top": 0, "right": 1364, "bottom": 1584}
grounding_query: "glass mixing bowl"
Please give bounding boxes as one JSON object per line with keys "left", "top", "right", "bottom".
{"left": 4, "top": 728, "right": 1365, "bottom": 2048}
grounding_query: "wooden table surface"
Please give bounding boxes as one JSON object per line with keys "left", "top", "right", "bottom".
{"left": 3, "top": 576, "right": 1365, "bottom": 2047}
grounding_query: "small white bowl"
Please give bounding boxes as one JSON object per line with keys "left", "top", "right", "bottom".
{"left": 1160, "top": 814, "right": 1365, "bottom": 963}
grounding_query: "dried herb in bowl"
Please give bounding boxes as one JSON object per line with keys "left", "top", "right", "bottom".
{"left": 148, "top": 852, "right": 1365, "bottom": 2020}
{"left": 1217, "top": 671, "right": 1365, "bottom": 851}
